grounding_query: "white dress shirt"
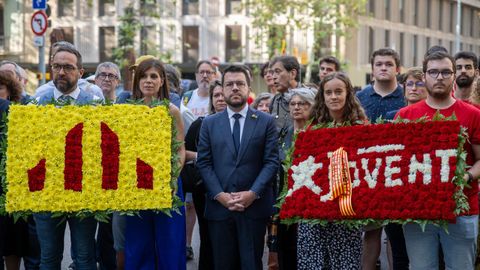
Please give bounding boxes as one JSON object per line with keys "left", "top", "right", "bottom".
{"left": 226, "top": 104, "right": 248, "bottom": 142}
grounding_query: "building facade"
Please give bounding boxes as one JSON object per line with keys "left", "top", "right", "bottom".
{"left": 0, "top": 0, "right": 479, "bottom": 88}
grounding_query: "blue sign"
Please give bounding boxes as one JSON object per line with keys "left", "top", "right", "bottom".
{"left": 33, "top": 0, "right": 46, "bottom": 10}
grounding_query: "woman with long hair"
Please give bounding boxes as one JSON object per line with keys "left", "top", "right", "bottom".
{"left": 121, "top": 58, "right": 186, "bottom": 270}
{"left": 297, "top": 72, "right": 366, "bottom": 270}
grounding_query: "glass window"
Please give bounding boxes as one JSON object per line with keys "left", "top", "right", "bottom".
{"left": 140, "top": 26, "right": 156, "bottom": 55}
{"left": 58, "top": 0, "right": 74, "bottom": 17}
{"left": 368, "top": 27, "right": 374, "bottom": 59}
{"left": 385, "top": 29, "right": 390, "bottom": 47}
{"left": 99, "top": 27, "right": 115, "bottom": 62}
{"left": 438, "top": 0, "right": 443, "bottom": 30}
{"left": 412, "top": 35, "right": 418, "bottom": 66}
{"left": 384, "top": 0, "right": 390, "bottom": 20}
{"left": 183, "top": 0, "right": 199, "bottom": 15}
{"left": 413, "top": 0, "right": 419, "bottom": 26}
{"left": 399, "top": 0, "right": 405, "bottom": 23}
{"left": 426, "top": 0, "right": 431, "bottom": 28}
{"left": 182, "top": 26, "right": 199, "bottom": 63}
{"left": 99, "top": 0, "right": 115, "bottom": 16}
{"left": 225, "top": 25, "right": 242, "bottom": 62}
{"left": 226, "top": 0, "right": 241, "bottom": 15}
{"left": 399, "top": 32, "right": 404, "bottom": 65}
{"left": 449, "top": 1, "right": 455, "bottom": 33}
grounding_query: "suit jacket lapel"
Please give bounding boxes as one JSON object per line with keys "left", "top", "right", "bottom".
{"left": 220, "top": 110, "right": 237, "bottom": 157}
{"left": 237, "top": 109, "right": 258, "bottom": 163}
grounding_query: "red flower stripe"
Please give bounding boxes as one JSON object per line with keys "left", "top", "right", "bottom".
{"left": 280, "top": 121, "right": 461, "bottom": 222}
{"left": 64, "top": 123, "right": 83, "bottom": 191}
{"left": 136, "top": 158, "right": 153, "bottom": 189}
{"left": 100, "top": 122, "right": 120, "bottom": 190}
{"left": 27, "top": 158, "right": 46, "bottom": 192}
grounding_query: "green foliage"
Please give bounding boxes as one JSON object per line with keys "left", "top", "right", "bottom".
{"left": 112, "top": 5, "right": 141, "bottom": 70}
{"left": 244, "top": 0, "right": 367, "bottom": 62}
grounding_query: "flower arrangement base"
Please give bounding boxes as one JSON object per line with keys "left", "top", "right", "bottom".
{"left": 3, "top": 104, "right": 175, "bottom": 214}
{"left": 279, "top": 120, "right": 467, "bottom": 226}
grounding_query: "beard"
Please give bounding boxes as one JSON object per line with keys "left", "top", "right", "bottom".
{"left": 427, "top": 82, "right": 453, "bottom": 100}
{"left": 54, "top": 77, "right": 76, "bottom": 94}
{"left": 456, "top": 75, "right": 475, "bottom": 88}
{"left": 226, "top": 95, "right": 247, "bottom": 108}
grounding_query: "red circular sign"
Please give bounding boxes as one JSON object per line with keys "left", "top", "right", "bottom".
{"left": 31, "top": 10, "right": 48, "bottom": 36}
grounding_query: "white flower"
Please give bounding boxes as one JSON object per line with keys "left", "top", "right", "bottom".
{"left": 286, "top": 156, "right": 323, "bottom": 197}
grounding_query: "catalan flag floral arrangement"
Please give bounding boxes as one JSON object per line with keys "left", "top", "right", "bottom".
{"left": 0, "top": 103, "right": 181, "bottom": 221}
{"left": 278, "top": 115, "right": 469, "bottom": 229}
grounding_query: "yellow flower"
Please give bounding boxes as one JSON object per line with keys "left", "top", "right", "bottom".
{"left": 6, "top": 104, "right": 173, "bottom": 213}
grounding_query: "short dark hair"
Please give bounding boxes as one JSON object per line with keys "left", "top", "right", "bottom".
{"left": 260, "top": 61, "right": 270, "bottom": 77}
{"left": 222, "top": 65, "right": 251, "bottom": 87}
{"left": 370, "top": 48, "right": 400, "bottom": 68}
{"left": 270, "top": 56, "right": 300, "bottom": 82}
{"left": 195, "top": 60, "right": 214, "bottom": 73}
{"left": 422, "top": 51, "right": 456, "bottom": 74}
{"left": 319, "top": 56, "right": 340, "bottom": 71}
{"left": 425, "top": 45, "right": 448, "bottom": 58}
{"left": 52, "top": 46, "right": 83, "bottom": 69}
{"left": 454, "top": 51, "right": 478, "bottom": 70}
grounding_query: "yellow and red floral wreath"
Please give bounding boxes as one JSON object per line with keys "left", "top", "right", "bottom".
{"left": 5, "top": 104, "right": 173, "bottom": 213}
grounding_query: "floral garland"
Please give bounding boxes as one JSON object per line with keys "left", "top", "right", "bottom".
{"left": 278, "top": 116, "right": 468, "bottom": 228}
{"left": 0, "top": 103, "right": 180, "bottom": 220}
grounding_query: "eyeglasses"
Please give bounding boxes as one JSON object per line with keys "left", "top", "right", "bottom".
{"left": 224, "top": 81, "right": 247, "bottom": 89}
{"left": 405, "top": 81, "right": 425, "bottom": 88}
{"left": 198, "top": 70, "right": 214, "bottom": 76}
{"left": 426, "top": 69, "right": 454, "bottom": 79}
{"left": 97, "top": 73, "right": 119, "bottom": 80}
{"left": 289, "top": 101, "right": 309, "bottom": 108}
{"left": 51, "top": 64, "right": 76, "bottom": 73}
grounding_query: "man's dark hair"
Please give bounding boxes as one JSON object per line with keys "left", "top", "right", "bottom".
{"left": 422, "top": 51, "right": 456, "bottom": 74}
{"left": 370, "top": 48, "right": 400, "bottom": 68}
{"left": 425, "top": 45, "right": 448, "bottom": 58}
{"left": 454, "top": 51, "right": 478, "bottom": 70}
{"left": 195, "top": 60, "right": 214, "bottom": 73}
{"left": 319, "top": 56, "right": 340, "bottom": 71}
{"left": 52, "top": 46, "right": 83, "bottom": 69}
{"left": 222, "top": 65, "right": 251, "bottom": 87}
{"left": 260, "top": 61, "right": 270, "bottom": 77}
{"left": 269, "top": 56, "right": 300, "bottom": 82}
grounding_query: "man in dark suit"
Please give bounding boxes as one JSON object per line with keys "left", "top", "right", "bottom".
{"left": 197, "top": 65, "right": 279, "bottom": 270}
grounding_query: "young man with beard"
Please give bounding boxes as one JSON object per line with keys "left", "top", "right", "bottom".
{"left": 396, "top": 51, "right": 480, "bottom": 269}
{"left": 356, "top": 48, "right": 406, "bottom": 270}
{"left": 197, "top": 65, "right": 278, "bottom": 270}
{"left": 454, "top": 51, "right": 479, "bottom": 102}
{"left": 34, "top": 46, "right": 101, "bottom": 269}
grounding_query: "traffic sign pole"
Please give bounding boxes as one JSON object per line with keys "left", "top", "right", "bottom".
{"left": 39, "top": 41, "right": 45, "bottom": 85}
{"left": 31, "top": 10, "right": 48, "bottom": 85}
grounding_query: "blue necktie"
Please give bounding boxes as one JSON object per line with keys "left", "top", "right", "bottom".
{"left": 232, "top": 113, "right": 241, "bottom": 154}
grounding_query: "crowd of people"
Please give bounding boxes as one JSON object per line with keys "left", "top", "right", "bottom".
{"left": 0, "top": 40, "right": 479, "bottom": 270}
